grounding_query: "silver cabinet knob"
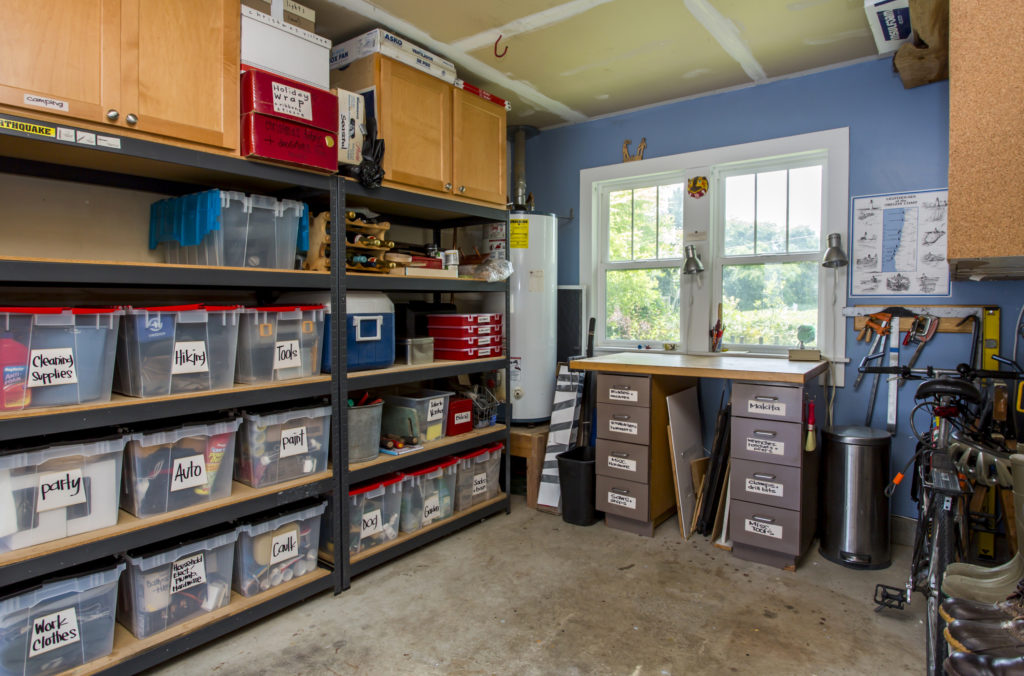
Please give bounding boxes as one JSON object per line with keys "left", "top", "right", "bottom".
{"left": 106, "top": 109, "right": 119, "bottom": 121}
{"left": 444, "top": 182, "right": 452, "bottom": 191}
{"left": 125, "top": 113, "right": 138, "bottom": 125}
{"left": 458, "top": 185, "right": 466, "bottom": 193}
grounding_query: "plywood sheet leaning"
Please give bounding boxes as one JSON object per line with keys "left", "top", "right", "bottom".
{"left": 666, "top": 387, "right": 703, "bottom": 540}
{"left": 536, "top": 365, "right": 584, "bottom": 514}
{"left": 690, "top": 457, "right": 711, "bottom": 536}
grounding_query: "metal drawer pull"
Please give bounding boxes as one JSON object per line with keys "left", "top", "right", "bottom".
{"left": 612, "top": 488, "right": 631, "bottom": 495}
{"left": 614, "top": 385, "right": 634, "bottom": 390}
{"left": 753, "top": 473, "right": 776, "bottom": 481}
{"left": 612, "top": 414, "right": 631, "bottom": 420}
{"left": 754, "top": 395, "right": 779, "bottom": 402}
{"left": 611, "top": 452, "right": 630, "bottom": 458}
{"left": 752, "top": 515, "right": 775, "bottom": 523}
{"left": 752, "top": 430, "right": 777, "bottom": 438}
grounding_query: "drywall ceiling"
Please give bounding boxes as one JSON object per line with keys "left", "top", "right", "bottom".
{"left": 304, "top": 0, "right": 884, "bottom": 129}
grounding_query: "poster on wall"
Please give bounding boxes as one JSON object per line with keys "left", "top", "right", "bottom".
{"left": 849, "top": 188, "right": 950, "bottom": 297}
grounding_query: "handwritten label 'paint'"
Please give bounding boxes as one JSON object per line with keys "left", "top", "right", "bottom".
{"left": 279, "top": 425, "right": 308, "bottom": 458}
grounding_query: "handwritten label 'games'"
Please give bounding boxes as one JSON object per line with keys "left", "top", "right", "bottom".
{"left": 279, "top": 426, "right": 308, "bottom": 458}
{"left": 360, "top": 509, "right": 382, "bottom": 539}
{"left": 172, "top": 341, "right": 209, "bottom": 374}
{"left": 271, "top": 82, "right": 313, "bottom": 120}
{"left": 170, "top": 454, "right": 208, "bottom": 492}
{"left": 608, "top": 420, "right": 638, "bottom": 436}
{"left": 36, "top": 469, "right": 86, "bottom": 512}
{"left": 608, "top": 388, "right": 638, "bottom": 402}
{"left": 744, "top": 519, "right": 783, "bottom": 539}
{"left": 171, "top": 552, "right": 207, "bottom": 593}
{"left": 472, "top": 472, "right": 488, "bottom": 496}
{"left": 27, "top": 348, "right": 77, "bottom": 388}
{"left": 745, "top": 478, "right": 784, "bottom": 498}
{"left": 274, "top": 340, "right": 301, "bottom": 370}
{"left": 607, "top": 456, "right": 637, "bottom": 472}
{"left": 422, "top": 494, "right": 440, "bottom": 524}
{"left": 607, "top": 492, "right": 637, "bottom": 510}
{"left": 747, "top": 400, "right": 786, "bottom": 417}
{"left": 270, "top": 529, "right": 299, "bottom": 564}
{"left": 28, "top": 607, "right": 79, "bottom": 658}
{"left": 746, "top": 437, "right": 785, "bottom": 456}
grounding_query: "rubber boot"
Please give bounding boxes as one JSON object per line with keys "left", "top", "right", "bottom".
{"left": 943, "top": 456, "right": 1024, "bottom": 603}
{"left": 945, "top": 652, "right": 1024, "bottom": 676}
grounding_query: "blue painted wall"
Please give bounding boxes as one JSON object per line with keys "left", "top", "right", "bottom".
{"left": 527, "top": 58, "right": 1024, "bottom": 519}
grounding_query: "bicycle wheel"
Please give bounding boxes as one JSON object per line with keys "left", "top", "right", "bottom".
{"left": 926, "top": 495, "right": 955, "bottom": 676}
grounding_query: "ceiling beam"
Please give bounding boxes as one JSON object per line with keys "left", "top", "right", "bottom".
{"left": 450, "top": 0, "right": 617, "bottom": 52}
{"left": 683, "top": 0, "right": 767, "bottom": 82}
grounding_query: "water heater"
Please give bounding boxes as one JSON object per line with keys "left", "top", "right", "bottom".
{"left": 489, "top": 211, "right": 558, "bottom": 423}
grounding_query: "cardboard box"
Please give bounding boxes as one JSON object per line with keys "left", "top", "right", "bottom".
{"left": 241, "top": 112, "right": 338, "bottom": 173}
{"left": 864, "top": 0, "right": 913, "bottom": 54}
{"left": 330, "top": 29, "right": 457, "bottom": 83}
{"left": 335, "top": 88, "right": 364, "bottom": 166}
{"left": 241, "top": 5, "right": 330, "bottom": 90}
{"left": 241, "top": 0, "right": 272, "bottom": 15}
{"left": 283, "top": 0, "right": 315, "bottom": 32}
{"left": 242, "top": 67, "right": 338, "bottom": 133}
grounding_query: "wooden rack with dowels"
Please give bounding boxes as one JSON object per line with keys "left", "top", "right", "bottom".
{"left": 345, "top": 211, "right": 395, "bottom": 273}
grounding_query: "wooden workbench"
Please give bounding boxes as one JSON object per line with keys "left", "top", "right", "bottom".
{"left": 569, "top": 352, "right": 828, "bottom": 384}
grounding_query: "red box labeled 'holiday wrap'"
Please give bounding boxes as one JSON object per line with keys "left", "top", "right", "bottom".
{"left": 241, "top": 67, "right": 339, "bottom": 132}
{"left": 241, "top": 112, "right": 338, "bottom": 173}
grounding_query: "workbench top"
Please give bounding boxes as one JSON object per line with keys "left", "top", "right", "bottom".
{"left": 568, "top": 352, "right": 828, "bottom": 384}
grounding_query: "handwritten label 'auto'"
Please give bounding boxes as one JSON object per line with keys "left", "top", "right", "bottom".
{"left": 170, "top": 454, "right": 208, "bottom": 492}
{"left": 29, "top": 607, "right": 79, "bottom": 657}
{"left": 27, "top": 348, "right": 77, "bottom": 388}
{"left": 36, "top": 469, "right": 87, "bottom": 512}
{"left": 270, "top": 529, "right": 299, "bottom": 565}
{"left": 279, "top": 425, "right": 308, "bottom": 458}
{"left": 274, "top": 340, "right": 302, "bottom": 370}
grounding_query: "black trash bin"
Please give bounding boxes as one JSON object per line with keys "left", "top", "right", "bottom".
{"left": 557, "top": 446, "right": 601, "bottom": 526}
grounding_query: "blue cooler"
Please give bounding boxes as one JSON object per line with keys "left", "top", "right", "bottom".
{"left": 347, "top": 292, "right": 394, "bottom": 371}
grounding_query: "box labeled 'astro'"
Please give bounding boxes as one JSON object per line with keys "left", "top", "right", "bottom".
{"left": 864, "top": 0, "right": 912, "bottom": 54}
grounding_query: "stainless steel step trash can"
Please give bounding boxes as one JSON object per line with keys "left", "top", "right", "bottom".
{"left": 819, "top": 426, "right": 892, "bottom": 569}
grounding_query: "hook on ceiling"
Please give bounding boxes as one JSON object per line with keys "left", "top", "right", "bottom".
{"left": 494, "top": 34, "right": 508, "bottom": 58}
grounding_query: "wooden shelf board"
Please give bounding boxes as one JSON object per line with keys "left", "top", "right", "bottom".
{"left": 348, "top": 425, "right": 507, "bottom": 473}
{"left": 0, "top": 255, "right": 329, "bottom": 278}
{"left": 346, "top": 357, "right": 506, "bottom": 380}
{"left": 68, "top": 568, "right": 332, "bottom": 675}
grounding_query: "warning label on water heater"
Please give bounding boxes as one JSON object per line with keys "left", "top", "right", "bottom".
{"left": 510, "top": 219, "right": 528, "bottom": 249}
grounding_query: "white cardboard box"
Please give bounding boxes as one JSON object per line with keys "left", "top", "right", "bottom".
{"left": 864, "top": 0, "right": 913, "bottom": 54}
{"left": 330, "top": 29, "right": 457, "bottom": 83}
{"left": 241, "top": 5, "right": 330, "bottom": 90}
{"left": 335, "top": 88, "right": 365, "bottom": 166}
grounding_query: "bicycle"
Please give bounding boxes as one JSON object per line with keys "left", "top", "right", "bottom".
{"left": 865, "top": 362, "right": 1022, "bottom": 676}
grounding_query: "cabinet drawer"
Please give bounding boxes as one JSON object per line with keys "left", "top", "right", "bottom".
{"left": 731, "top": 416, "right": 805, "bottom": 467}
{"left": 595, "top": 374, "right": 650, "bottom": 407}
{"left": 729, "top": 499, "right": 806, "bottom": 556}
{"left": 596, "top": 439, "right": 649, "bottom": 482}
{"left": 732, "top": 383, "right": 803, "bottom": 423}
{"left": 596, "top": 475, "right": 649, "bottom": 520}
{"left": 596, "top": 403, "right": 650, "bottom": 445}
{"left": 730, "top": 459, "right": 802, "bottom": 511}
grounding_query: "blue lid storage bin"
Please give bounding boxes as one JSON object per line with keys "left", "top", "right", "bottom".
{"left": 346, "top": 292, "right": 394, "bottom": 372}
{"left": 0, "top": 562, "right": 123, "bottom": 676}
{"left": 234, "top": 501, "right": 326, "bottom": 597}
{"left": 235, "top": 306, "right": 325, "bottom": 384}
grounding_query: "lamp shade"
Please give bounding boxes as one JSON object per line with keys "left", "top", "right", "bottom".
{"left": 682, "top": 245, "right": 704, "bottom": 275}
{"left": 822, "top": 233, "right": 848, "bottom": 268}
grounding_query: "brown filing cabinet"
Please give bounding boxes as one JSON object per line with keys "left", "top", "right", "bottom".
{"left": 593, "top": 373, "right": 694, "bottom": 536}
{"left": 728, "top": 381, "right": 820, "bottom": 569}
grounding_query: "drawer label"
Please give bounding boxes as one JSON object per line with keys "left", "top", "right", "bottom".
{"left": 360, "top": 509, "right": 383, "bottom": 539}
{"left": 422, "top": 493, "right": 440, "bottom": 524}
{"left": 608, "top": 419, "right": 639, "bottom": 436}
{"left": 29, "top": 606, "right": 79, "bottom": 658}
{"left": 746, "top": 437, "right": 785, "bottom": 456}
{"left": 608, "top": 388, "right": 638, "bottom": 402}
{"left": 270, "top": 528, "right": 300, "bottom": 564}
{"left": 172, "top": 340, "right": 209, "bottom": 374}
{"left": 477, "top": 325, "right": 495, "bottom": 335}
{"left": 744, "top": 518, "right": 783, "bottom": 539}
{"left": 279, "top": 425, "right": 309, "bottom": 457}
{"left": 36, "top": 468, "right": 87, "bottom": 512}
{"left": 607, "top": 492, "right": 637, "bottom": 510}
{"left": 607, "top": 455, "right": 637, "bottom": 472}
{"left": 271, "top": 82, "right": 313, "bottom": 121}
{"left": 27, "top": 348, "right": 77, "bottom": 388}
{"left": 427, "top": 397, "right": 446, "bottom": 422}
{"left": 472, "top": 472, "right": 488, "bottom": 496}
{"left": 454, "top": 411, "right": 472, "bottom": 426}
{"left": 747, "top": 400, "right": 786, "bottom": 417}
{"left": 171, "top": 552, "right": 207, "bottom": 594}
{"left": 745, "top": 478, "right": 784, "bottom": 498}
{"left": 274, "top": 340, "right": 302, "bottom": 370}
{"left": 170, "top": 454, "right": 208, "bottom": 492}
{"left": 477, "top": 335, "right": 495, "bottom": 346}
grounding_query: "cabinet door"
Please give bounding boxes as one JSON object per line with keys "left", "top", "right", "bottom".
{"left": 121, "top": 0, "right": 239, "bottom": 149}
{"left": 379, "top": 57, "right": 452, "bottom": 193}
{"left": 452, "top": 88, "right": 507, "bottom": 205}
{"left": 0, "top": 0, "right": 121, "bottom": 125}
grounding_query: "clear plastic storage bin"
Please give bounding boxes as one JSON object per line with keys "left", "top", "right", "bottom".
{"left": 0, "top": 307, "right": 122, "bottom": 412}
{"left": 455, "top": 443, "right": 504, "bottom": 511}
{"left": 0, "top": 436, "right": 126, "bottom": 553}
{"left": 122, "top": 419, "right": 241, "bottom": 517}
{"left": 114, "top": 305, "right": 241, "bottom": 398}
{"left": 236, "top": 405, "right": 331, "bottom": 488}
{"left": 347, "top": 400, "right": 382, "bottom": 466}
{"left": 350, "top": 474, "right": 402, "bottom": 551}
{"left": 235, "top": 306, "right": 325, "bottom": 384}
{"left": 119, "top": 528, "right": 238, "bottom": 638}
{"left": 234, "top": 501, "right": 325, "bottom": 597}
{"left": 405, "top": 458, "right": 457, "bottom": 529}
{"left": 0, "top": 562, "right": 123, "bottom": 676}
{"left": 381, "top": 389, "right": 454, "bottom": 443}
{"left": 150, "top": 189, "right": 306, "bottom": 269}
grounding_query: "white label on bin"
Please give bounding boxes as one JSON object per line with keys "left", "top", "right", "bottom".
{"left": 170, "top": 454, "right": 208, "bottom": 492}
{"left": 36, "top": 469, "right": 87, "bottom": 512}
{"left": 28, "top": 606, "right": 79, "bottom": 658}
{"left": 171, "top": 341, "right": 209, "bottom": 374}
{"left": 422, "top": 493, "right": 441, "bottom": 524}
{"left": 171, "top": 552, "right": 207, "bottom": 593}
{"left": 279, "top": 425, "right": 308, "bottom": 458}
{"left": 747, "top": 400, "right": 786, "bottom": 417}
{"left": 478, "top": 347, "right": 494, "bottom": 357}
{"left": 274, "top": 340, "right": 302, "bottom": 370}
{"left": 427, "top": 397, "right": 445, "bottom": 422}
{"left": 271, "top": 82, "right": 313, "bottom": 120}
{"left": 745, "top": 478, "right": 784, "bottom": 498}
{"left": 477, "top": 336, "right": 495, "bottom": 346}
{"left": 607, "top": 456, "right": 637, "bottom": 473}
{"left": 608, "top": 419, "right": 639, "bottom": 436}
{"left": 477, "top": 325, "right": 495, "bottom": 335}
{"left": 746, "top": 437, "right": 785, "bottom": 456}
{"left": 360, "top": 509, "right": 383, "bottom": 538}
{"left": 270, "top": 527, "right": 300, "bottom": 564}
{"left": 607, "top": 492, "right": 637, "bottom": 510}
{"left": 454, "top": 411, "right": 472, "bottom": 426}
{"left": 608, "top": 388, "right": 638, "bottom": 402}
{"left": 472, "top": 472, "right": 488, "bottom": 496}
{"left": 27, "top": 348, "right": 77, "bottom": 388}
{"left": 744, "top": 518, "right": 783, "bottom": 539}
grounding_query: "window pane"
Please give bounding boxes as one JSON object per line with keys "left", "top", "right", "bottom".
{"left": 755, "top": 170, "right": 787, "bottom": 254}
{"left": 605, "top": 268, "right": 680, "bottom": 342}
{"left": 724, "top": 174, "right": 755, "bottom": 256}
{"left": 658, "top": 183, "right": 684, "bottom": 259}
{"left": 633, "top": 187, "right": 658, "bottom": 260}
{"left": 788, "top": 165, "right": 822, "bottom": 252}
{"left": 721, "top": 261, "right": 818, "bottom": 347}
{"left": 608, "top": 190, "right": 633, "bottom": 261}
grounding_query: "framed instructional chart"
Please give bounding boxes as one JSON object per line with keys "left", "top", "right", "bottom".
{"left": 849, "top": 189, "right": 950, "bottom": 297}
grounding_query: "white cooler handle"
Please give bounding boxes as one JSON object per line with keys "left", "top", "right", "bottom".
{"left": 352, "top": 315, "right": 383, "bottom": 342}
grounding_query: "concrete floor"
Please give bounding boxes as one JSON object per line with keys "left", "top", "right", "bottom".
{"left": 153, "top": 496, "right": 925, "bottom": 675}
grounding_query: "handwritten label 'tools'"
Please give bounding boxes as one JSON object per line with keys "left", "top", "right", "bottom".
{"left": 274, "top": 340, "right": 302, "bottom": 370}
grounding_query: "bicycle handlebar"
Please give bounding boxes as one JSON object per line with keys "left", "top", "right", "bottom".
{"left": 857, "top": 362, "right": 1024, "bottom": 381}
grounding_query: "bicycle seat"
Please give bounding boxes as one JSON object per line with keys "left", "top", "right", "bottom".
{"left": 914, "top": 377, "right": 982, "bottom": 404}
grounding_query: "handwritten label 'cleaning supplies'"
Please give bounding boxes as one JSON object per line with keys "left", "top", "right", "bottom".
{"left": 170, "top": 454, "right": 208, "bottom": 492}
{"left": 747, "top": 400, "right": 786, "bottom": 417}
{"left": 171, "top": 341, "right": 209, "bottom": 374}
{"left": 27, "top": 348, "right": 77, "bottom": 388}
{"left": 279, "top": 426, "right": 308, "bottom": 458}
{"left": 745, "top": 518, "right": 783, "bottom": 539}
{"left": 427, "top": 397, "right": 445, "bottom": 422}
{"left": 171, "top": 552, "right": 207, "bottom": 593}
{"left": 28, "top": 607, "right": 79, "bottom": 657}
{"left": 274, "top": 340, "right": 301, "bottom": 370}
{"left": 270, "top": 529, "right": 299, "bottom": 564}
{"left": 746, "top": 437, "right": 785, "bottom": 456}
{"left": 36, "top": 469, "right": 87, "bottom": 512}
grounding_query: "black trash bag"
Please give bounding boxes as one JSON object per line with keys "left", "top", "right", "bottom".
{"left": 340, "top": 117, "right": 385, "bottom": 189}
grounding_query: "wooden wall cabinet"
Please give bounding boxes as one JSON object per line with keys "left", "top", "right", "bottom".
{"left": 0, "top": 0, "right": 239, "bottom": 151}
{"left": 332, "top": 54, "right": 507, "bottom": 206}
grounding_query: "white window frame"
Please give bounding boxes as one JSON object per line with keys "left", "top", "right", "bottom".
{"left": 580, "top": 128, "right": 848, "bottom": 370}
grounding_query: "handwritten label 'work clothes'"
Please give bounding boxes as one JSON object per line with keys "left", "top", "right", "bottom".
{"left": 427, "top": 398, "right": 445, "bottom": 422}
{"left": 28, "top": 607, "right": 80, "bottom": 658}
